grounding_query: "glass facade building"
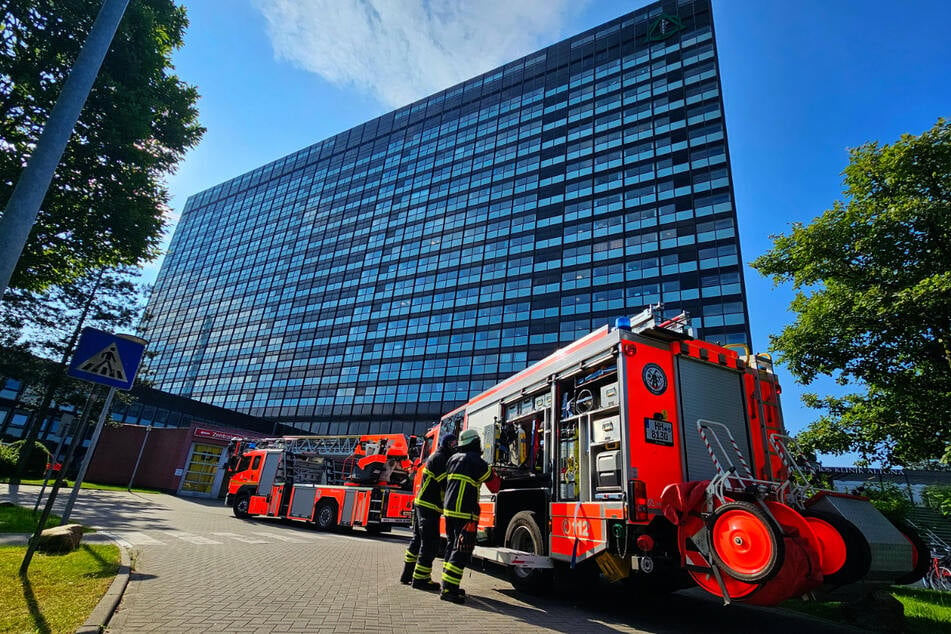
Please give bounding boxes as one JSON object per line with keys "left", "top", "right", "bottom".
{"left": 145, "top": 0, "right": 751, "bottom": 437}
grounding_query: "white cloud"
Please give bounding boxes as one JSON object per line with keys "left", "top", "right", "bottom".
{"left": 253, "top": 0, "right": 587, "bottom": 109}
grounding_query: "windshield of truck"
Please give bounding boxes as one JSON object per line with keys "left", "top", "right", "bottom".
{"left": 236, "top": 455, "right": 251, "bottom": 473}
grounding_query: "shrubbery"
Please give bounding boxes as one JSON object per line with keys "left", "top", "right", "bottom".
{"left": 0, "top": 440, "right": 52, "bottom": 479}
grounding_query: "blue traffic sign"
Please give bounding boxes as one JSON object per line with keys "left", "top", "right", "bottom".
{"left": 67, "top": 327, "right": 147, "bottom": 390}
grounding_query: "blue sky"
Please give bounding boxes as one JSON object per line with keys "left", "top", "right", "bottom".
{"left": 156, "top": 0, "right": 950, "bottom": 465}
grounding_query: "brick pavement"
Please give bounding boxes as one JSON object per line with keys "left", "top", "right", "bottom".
{"left": 2, "top": 484, "right": 861, "bottom": 633}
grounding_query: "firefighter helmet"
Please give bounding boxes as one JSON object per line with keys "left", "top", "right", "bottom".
{"left": 457, "top": 429, "right": 480, "bottom": 449}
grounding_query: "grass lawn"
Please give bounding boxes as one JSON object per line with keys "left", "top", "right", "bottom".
{"left": 0, "top": 504, "right": 121, "bottom": 632}
{"left": 0, "top": 544, "right": 120, "bottom": 634}
{"left": 783, "top": 586, "right": 951, "bottom": 634}
{"left": 892, "top": 586, "right": 951, "bottom": 633}
{"left": 0, "top": 503, "right": 63, "bottom": 533}
{"left": 2, "top": 477, "right": 161, "bottom": 494}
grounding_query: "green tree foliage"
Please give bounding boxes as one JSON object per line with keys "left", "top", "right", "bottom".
{"left": 922, "top": 484, "right": 951, "bottom": 518}
{"left": 0, "top": 0, "right": 204, "bottom": 291}
{"left": 853, "top": 481, "right": 915, "bottom": 524}
{"left": 0, "top": 265, "right": 148, "bottom": 362}
{"left": 752, "top": 119, "right": 951, "bottom": 467}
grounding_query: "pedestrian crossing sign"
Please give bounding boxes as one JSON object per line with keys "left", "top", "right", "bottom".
{"left": 68, "top": 327, "right": 147, "bottom": 390}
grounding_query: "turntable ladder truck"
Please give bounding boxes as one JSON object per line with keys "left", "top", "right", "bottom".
{"left": 226, "top": 433, "right": 420, "bottom": 534}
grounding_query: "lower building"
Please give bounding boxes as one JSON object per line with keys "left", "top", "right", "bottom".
{"left": 85, "top": 422, "right": 267, "bottom": 498}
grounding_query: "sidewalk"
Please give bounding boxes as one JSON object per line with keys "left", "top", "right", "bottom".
{"left": 2, "top": 484, "right": 864, "bottom": 633}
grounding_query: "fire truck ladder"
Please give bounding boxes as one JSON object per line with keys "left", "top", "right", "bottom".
{"left": 696, "top": 419, "right": 777, "bottom": 506}
{"left": 367, "top": 488, "right": 385, "bottom": 526}
{"left": 267, "top": 436, "right": 362, "bottom": 486}
{"left": 279, "top": 436, "right": 362, "bottom": 455}
{"left": 746, "top": 354, "right": 786, "bottom": 481}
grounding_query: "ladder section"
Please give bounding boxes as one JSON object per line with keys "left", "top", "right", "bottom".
{"left": 367, "top": 488, "right": 385, "bottom": 524}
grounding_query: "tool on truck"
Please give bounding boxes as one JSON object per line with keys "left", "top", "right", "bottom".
{"left": 425, "top": 305, "right": 929, "bottom": 605}
{"left": 226, "top": 433, "right": 421, "bottom": 534}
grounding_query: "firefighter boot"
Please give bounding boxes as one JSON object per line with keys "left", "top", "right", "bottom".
{"left": 399, "top": 561, "right": 415, "bottom": 585}
{"left": 440, "top": 586, "right": 466, "bottom": 604}
{"left": 411, "top": 563, "right": 441, "bottom": 590}
{"left": 411, "top": 578, "right": 441, "bottom": 591}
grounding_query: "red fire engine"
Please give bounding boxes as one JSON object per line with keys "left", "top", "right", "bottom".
{"left": 225, "top": 434, "right": 420, "bottom": 533}
{"left": 428, "top": 306, "right": 927, "bottom": 605}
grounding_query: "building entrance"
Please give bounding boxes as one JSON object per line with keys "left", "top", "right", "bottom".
{"left": 180, "top": 442, "right": 223, "bottom": 496}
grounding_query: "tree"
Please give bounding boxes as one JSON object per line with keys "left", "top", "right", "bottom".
{"left": 0, "top": 0, "right": 204, "bottom": 292}
{"left": 0, "top": 265, "right": 150, "bottom": 443}
{"left": 1, "top": 265, "right": 149, "bottom": 361}
{"left": 752, "top": 119, "right": 951, "bottom": 467}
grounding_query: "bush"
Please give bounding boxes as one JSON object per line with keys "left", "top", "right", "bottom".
{"left": 858, "top": 480, "right": 914, "bottom": 523}
{"left": 0, "top": 443, "right": 16, "bottom": 477}
{"left": 922, "top": 484, "right": 951, "bottom": 517}
{"left": 0, "top": 440, "right": 51, "bottom": 479}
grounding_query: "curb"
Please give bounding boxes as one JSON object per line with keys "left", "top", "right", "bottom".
{"left": 76, "top": 536, "right": 131, "bottom": 634}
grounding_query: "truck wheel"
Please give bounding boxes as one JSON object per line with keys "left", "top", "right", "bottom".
{"left": 314, "top": 500, "right": 338, "bottom": 531}
{"left": 505, "top": 510, "right": 552, "bottom": 593}
{"left": 233, "top": 492, "right": 251, "bottom": 519}
{"left": 708, "top": 501, "right": 783, "bottom": 583}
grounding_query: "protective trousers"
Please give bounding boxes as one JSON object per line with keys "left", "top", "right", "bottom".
{"left": 401, "top": 505, "right": 441, "bottom": 583}
{"left": 441, "top": 517, "right": 474, "bottom": 593}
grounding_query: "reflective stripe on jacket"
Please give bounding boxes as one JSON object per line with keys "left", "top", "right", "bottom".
{"left": 414, "top": 446, "right": 453, "bottom": 513}
{"left": 443, "top": 448, "right": 493, "bottom": 520}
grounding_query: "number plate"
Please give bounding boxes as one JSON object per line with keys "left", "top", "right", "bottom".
{"left": 644, "top": 418, "right": 674, "bottom": 446}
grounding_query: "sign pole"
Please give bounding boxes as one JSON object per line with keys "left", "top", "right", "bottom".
{"left": 19, "top": 329, "right": 146, "bottom": 576}
{"left": 31, "top": 412, "right": 75, "bottom": 514}
{"left": 61, "top": 385, "right": 116, "bottom": 523}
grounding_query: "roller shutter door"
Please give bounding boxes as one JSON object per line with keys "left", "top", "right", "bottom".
{"left": 676, "top": 357, "right": 750, "bottom": 482}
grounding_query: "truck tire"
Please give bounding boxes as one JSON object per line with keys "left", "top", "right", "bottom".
{"left": 233, "top": 492, "right": 251, "bottom": 519}
{"left": 504, "top": 510, "right": 552, "bottom": 593}
{"left": 314, "top": 500, "right": 338, "bottom": 531}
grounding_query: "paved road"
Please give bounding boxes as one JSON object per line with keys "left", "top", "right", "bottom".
{"left": 2, "top": 484, "right": 862, "bottom": 633}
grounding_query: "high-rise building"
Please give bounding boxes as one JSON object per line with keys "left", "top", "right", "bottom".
{"left": 145, "top": 0, "right": 751, "bottom": 436}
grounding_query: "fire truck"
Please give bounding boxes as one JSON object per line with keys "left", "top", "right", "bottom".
{"left": 225, "top": 433, "right": 420, "bottom": 534}
{"left": 430, "top": 306, "right": 928, "bottom": 605}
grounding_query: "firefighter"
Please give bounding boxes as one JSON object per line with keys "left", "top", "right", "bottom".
{"left": 400, "top": 432, "right": 457, "bottom": 590}
{"left": 440, "top": 428, "right": 500, "bottom": 604}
